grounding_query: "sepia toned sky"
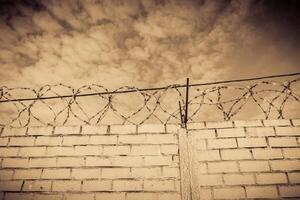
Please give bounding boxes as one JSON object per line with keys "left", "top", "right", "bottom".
{"left": 0, "top": 0, "right": 299, "bottom": 89}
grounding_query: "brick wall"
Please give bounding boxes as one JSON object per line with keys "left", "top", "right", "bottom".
{"left": 186, "top": 119, "right": 300, "bottom": 199}
{"left": 1, "top": 119, "right": 299, "bottom": 200}
{"left": 0, "top": 124, "right": 181, "bottom": 200}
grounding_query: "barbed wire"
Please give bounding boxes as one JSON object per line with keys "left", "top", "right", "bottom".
{"left": 0, "top": 74, "right": 299, "bottom": 127}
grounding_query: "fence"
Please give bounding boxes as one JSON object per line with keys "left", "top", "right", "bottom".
{"left": 0, "top": 73, "right": 299, "bottom": 127}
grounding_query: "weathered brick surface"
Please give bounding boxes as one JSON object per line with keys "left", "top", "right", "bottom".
{"left": 217, "top": 128, "right": 245, "bottom": 138}
{"left": 186, "top": 119, "right": 300, "bottom": 199}
{"left": 214, "top": 187, "right": 246, "bottom": 199}
{"left": 0, "top": 124, "right": 181, "bottom": 198}
{"left": 1, "top": 120, "right": 299, "bottom": 199}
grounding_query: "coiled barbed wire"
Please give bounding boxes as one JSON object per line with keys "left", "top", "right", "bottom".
{"left": 0, "top": 77, "right": 299, "bottom": 127}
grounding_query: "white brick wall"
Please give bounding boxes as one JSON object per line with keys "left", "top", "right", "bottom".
{"left": 0, "top": 124, "right": 180, "bottom": 200}
{"left": 0, "top": 119, "right": 299, "bottom": 199}
{"left": 186, "top": 119, "right": 300, "bottom": 199}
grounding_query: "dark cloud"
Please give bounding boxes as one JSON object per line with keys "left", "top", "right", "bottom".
{"left": 0, "top": 0, "right": 299, "bottom": 89}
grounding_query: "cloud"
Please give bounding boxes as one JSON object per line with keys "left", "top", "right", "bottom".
{"left": 0, "top": 0, "right": 299, "bottom": 90}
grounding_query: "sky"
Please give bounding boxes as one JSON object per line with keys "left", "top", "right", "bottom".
{"left": 0, "top": 0, "right": 299, "bottom": 89}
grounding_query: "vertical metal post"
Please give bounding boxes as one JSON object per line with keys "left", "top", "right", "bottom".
{"left": 184, "top": 78, "right": 189, "bottom": 127}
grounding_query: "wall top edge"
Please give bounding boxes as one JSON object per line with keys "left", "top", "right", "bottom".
{"left": 1, "top": 118, "right": 299, "bottom": 130}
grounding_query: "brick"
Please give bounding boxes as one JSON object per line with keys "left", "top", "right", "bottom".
{"left": 288, "top": 172, "right": 300, "bottom": 183}
{"left": 9, "top": 137, "right": 35, "bottom": 146}
{"left": 246, "top": 186, "right": 278, "bottom": 198}
{"left": 198, "top": 174, "right": 223, "bottom": 186}
{"left": 2, "top": 158, "right": 29, "bottom": 168}
{"left": 0, "top": 137, "right": 9, "bottom": 146}
{"left": 279, "top": 185, "right": 300, "bottom": 197}
{"left": 19, "top": 147, "right": 46, "bottom": 157}
{"left": 113, "top": 180, "right": 142, "bottom": 191}
{"left": 72, "top": 168, "right": 101, "bottom": 179}
{"left": 162, "top": 167, "right": 180, "bottom": 178}
{"left": 90, "top": 135, "right": 117, "bottom": 144}
{"left": 102, "top": 168, "right": 131, "bottom": 178}
{"left": 283, "top": 148, "right": 300, "bottom": 158}
{"left": 207, "top": 139, "right": 237, "bottom": 149}
{"left": 95, "top": 192, "right": 125, "bottom": 200}
{"left": 144, "top": 156, "right": 172, "bottom": 166}
{"left": 52, "top": 180, "right": 81, "bottom": 191}
{"left": 252, "top": 148, "right": 283, "bottom": 159}
{"left": 29, "top": 158, "right": 56, "bottom": 168}
{"left": 199, "top": 188, "right": 212, "bottom": 200}
{"left": 189, "top": 129, "right": 216, "bottom": 139}
{"left": 14, "top": 169, "right": 42, "bottom": 179}
{"left": 0, "top": 181, "right": 23, "bottom": 191}
{"left": 239, "top": 161, "right": 270, "bottom": 172}
{"left": 217, "top": 128, "right": 245, "bottom": 138}
{"left": 206, "top": 121, "right": 233, "bottom": 128}
{"left": 174, "top": 180, "right": 180, "bottom": 192}
{"left": 223, "top": 174, "right": 255, "bottom": 185}
{"left": 214, "top": 187, "right": 246, "bottom": 199}
{"left": 234, "top": 120, "right": 263, "bottom": 127}
{"left": 186, "top": 122, "right": 205, "bottom": 129}
{"left": 131, "top": 167, "right": 161, "bottom": 178}
{"left": 23, "top": 180, "right": 51, "bottom": 191}
{"left": 270, "top": 160, "right": 300, "bottom": 171}
{"left": 118, "top": 135, "right": 146, "bottom": 144}
{"left": 246, "top": 127, "right": 275, "bottom": 137}
{"left": 166, "top": 124, "right": 180, "bottom": 133}
{"left": 256, "top": 173, "right": 287, "bottom": 184}
{"left": 47, "top": 147, "right": 74, "bottom": 156}
{"left": 144, "top": 180, "right": 175, "bottom": 191}
{"left": 264, "top": 119, "right": 291, "bottom": 126}
{"left": 74, "top": 145, "right": 102, "bottom": 155}
{"left": 64, "top": 194, "right": 95, "bottom": 200}
{"left": 103, "top": 145, "right": 130, "bottom": 155}
{"left": 4, "top": 193, "right": 34, "bottom": 200}
{"left": 138, "top": 124, "right": 165, "bottom": 133}
{"left": 54, "top": 126, "right": 80, "bottom": 135}
{"left": 86, "top": 157, "right": 111, "bottom": 166}
{"left": 113, "top": 156, "right": 143, "bottom": 167}
{"left": 63, "top": 136, "right": 90, "bottom": 145}
{"left": 195, "top": 150, "right": 220, "bottom": 161}
{"left": 110, "top": 124, "right": 136, "bottom": 134}
{"left": 131, "top": 145, "right": 160, "bottom": 155}
{"left": 2, "top": 127, "right": 27, "bottom": 136}
{"left": 269, "top": 137, "right": 298, "bottom": 147}
{"left": 81, "top": 125, "right": 108, "bottom": 135}
{"left": 27, "top": 126, "right": 53, "bottom": 135}
{"left": 82, "top": 180, "right": 112, "bottom": 191}
{"left": 0, "top": 147, "right": 19, "bottom": 157}
{"left": 35, "top": 136, "right": 62, "bottom": 146}
{"left": 42, "top": 169, "right": 71, "bottom": 179}
{"left": 276, "top": 126, "right": 300, "bottom": 136}
{"left": 292, "top": 119, "right": 300, "bottom": 126}
{"left": 208, "top": 161, "right": 238, "bottom": 173}
{"left": 0, "top": 170, "right": 13, "bottom": 180}
{"left": 147, "top": 134, "right": 177, "bottom": 144}
{"left": 196, "top": 163, "right": 207, "bottom": 174}
{"left": 159, "top": 193, "right": 181, "bottom": 200}
{"left": 237, "top": 138, "right": 267, "bottom": 147}
{"left": 33, "top": 193, "right": 63, "bottom": 200}
{"left": 126, "top": 193, "right": 158, "bottom": 200}
{"left": 57, "top": 157, "right": 85, "bottom": 167}
{"left": 161, "top": 145, "right": 178, "bottom": 155}
{"left": 193, "top": 139, "right": 206, "bottom": 150}
{"left": 221, "top": 149, "right": 251, "bottom": 160}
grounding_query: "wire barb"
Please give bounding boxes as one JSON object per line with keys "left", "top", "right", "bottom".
{"left": 0, "top": 73, "right": 299, "bottom": 127}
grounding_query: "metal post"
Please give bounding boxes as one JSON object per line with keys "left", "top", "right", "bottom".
{"left": 184, "top": 78, "right": 189, "bottom": 127}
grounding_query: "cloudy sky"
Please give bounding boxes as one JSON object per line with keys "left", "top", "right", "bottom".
{"left": 0, "top": 0, "right": 299, "bottom": 89}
